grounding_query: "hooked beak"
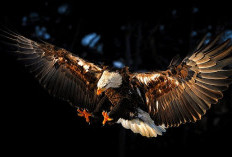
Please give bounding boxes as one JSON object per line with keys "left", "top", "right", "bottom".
{"left": 97, "top": 88, "right": 106, "bottom": 95}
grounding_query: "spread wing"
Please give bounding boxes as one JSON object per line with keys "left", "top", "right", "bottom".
{"left": 2, "top": 30, "right": 104, "bottom": 112}
{"left": 132, "top": 33, "right": 232, "bottom": 127}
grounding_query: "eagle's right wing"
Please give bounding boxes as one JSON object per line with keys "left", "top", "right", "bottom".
{"left": 2, "top": 30, "right": 105, "bottom": 111}
{"left": 132, "top": 33, "right": 232, "bottom": 127}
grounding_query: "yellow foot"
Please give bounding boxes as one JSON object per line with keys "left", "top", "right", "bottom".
{"left": 102, "top": 111, "right": 113, "bottom": 125}
{"left": 77, "top": 109, "right": 92, "bottom": 123}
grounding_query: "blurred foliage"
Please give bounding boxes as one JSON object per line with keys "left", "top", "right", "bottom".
{"left": 1, "top": 0, "right": 232, "bottom": 156}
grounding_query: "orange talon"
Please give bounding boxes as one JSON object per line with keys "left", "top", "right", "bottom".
{"left": 102, "top": 111, "right": 113, "bottom": 125}
{"left": 77, "top": 109, "right": 92, "bottom": 123}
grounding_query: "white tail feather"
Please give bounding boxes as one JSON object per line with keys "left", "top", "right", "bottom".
{"left": 117, "top": 108, "right": 166, "bottom": 138}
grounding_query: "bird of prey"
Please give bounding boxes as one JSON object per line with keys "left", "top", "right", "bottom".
{"left": 2, "top": 30, "right": 232, "bottom": 138}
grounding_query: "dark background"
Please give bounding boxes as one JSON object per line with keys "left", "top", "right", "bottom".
{"left": 1, "top": 0, "right": 232, "bottom": 156}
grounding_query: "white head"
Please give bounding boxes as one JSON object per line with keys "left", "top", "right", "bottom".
{"left": 97, "top": 70, "right": 122, "bottom": 95}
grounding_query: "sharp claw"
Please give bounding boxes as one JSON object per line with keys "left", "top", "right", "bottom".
{"left": 102, "top": 111, "right": 113, "bottom": 125}
{"left": 77, "top": 108, "right": 92, "bottom": 123}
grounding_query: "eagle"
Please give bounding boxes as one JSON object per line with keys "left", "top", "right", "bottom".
{"left": 2, "top": 30, "right": 232, "bottom": 138}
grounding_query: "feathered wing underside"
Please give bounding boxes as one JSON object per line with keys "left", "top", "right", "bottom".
{"left": 133, "top": 33, "right": 232, "bottom": 127}
{"left": 2, "top": 30, "right": 104, "bottom": 111}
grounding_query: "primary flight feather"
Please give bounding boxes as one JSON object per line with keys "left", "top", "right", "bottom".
{"left": 2, "top": 30, "right": 232, "bottom": 137}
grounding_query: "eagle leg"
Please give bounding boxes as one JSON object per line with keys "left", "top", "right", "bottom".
{"left": 77, "top": 108, "right": 92, "bottom": 123}
{"left": 102, "top": 111, "right": 113, "bottom": 125}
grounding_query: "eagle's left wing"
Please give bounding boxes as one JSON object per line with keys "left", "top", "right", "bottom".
{"left": 2, "top": 30, "right": 105, "bottom": 112}
{"left": 132, "top": 33, "right": 232, "bottom": 127}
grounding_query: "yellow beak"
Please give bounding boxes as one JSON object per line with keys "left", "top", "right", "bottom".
{"left": 97, "top": 88, "right": 105, "bottom": 95}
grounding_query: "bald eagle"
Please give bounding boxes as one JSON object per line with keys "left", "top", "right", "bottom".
{"left": 2, "top": 30, "right": 232, "bottom": 138}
